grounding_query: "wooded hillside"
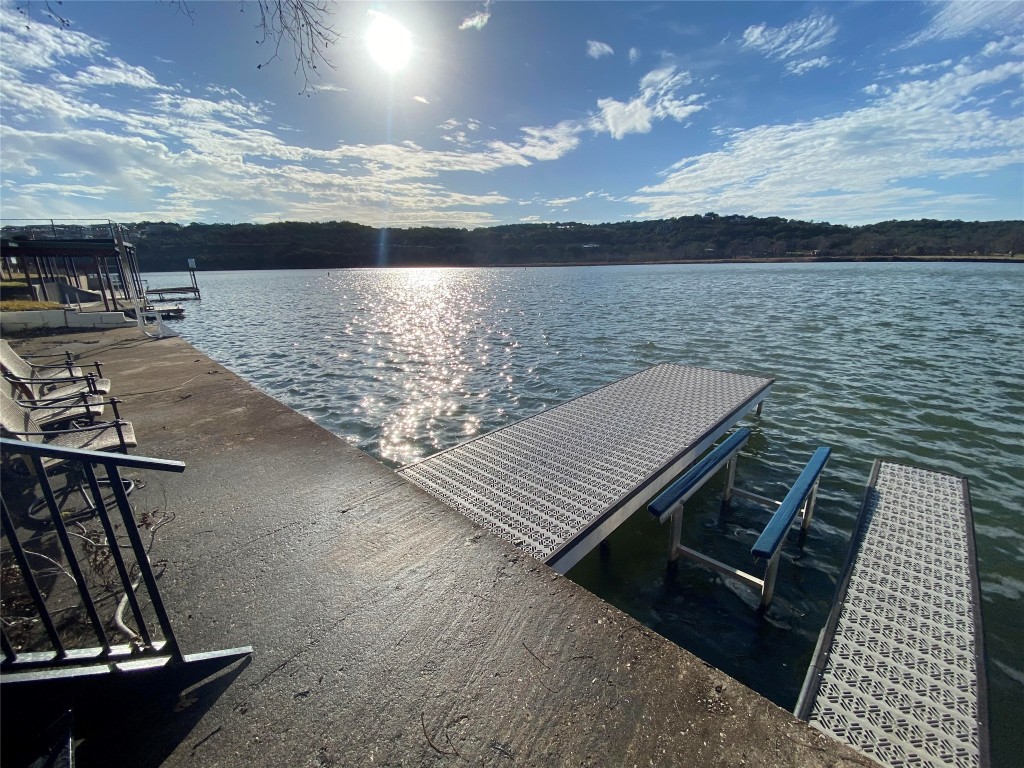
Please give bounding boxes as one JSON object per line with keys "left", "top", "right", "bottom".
{"left": 132, "top": 215, "right": 1024, "bottom": 271}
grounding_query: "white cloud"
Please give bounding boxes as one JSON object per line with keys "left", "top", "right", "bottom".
{"left": 592, "top": 65, "right": 703, "bottom": 139}
{"left": 0, "top": 7, "right": 106, "bottom": 70}
{"left": 1, "top": 35, "right": 588, "bottom": 226}
{"left": 3, "top": 9, "right": 713, "bottom": 225}
{"left": 905, "top": 1, "right": 1023, "bottom": 47}
{"left": 595, "top": 97, "right": 653, "bottom": 139}
{"left": 629, "top": 55, "right": 1024, "bottom": 223}
{"left": 898, "top": 59, "right": 955, "bottom": 76}
{"left": 629, "top": 47, "right": 640, "bottom": 64}
{"left": 55, "top": 59, "right": 164, "bottom": 90}
{"left": 507, "top": 121, "right": 583, "bottom": 162}
{"left": 742, "top": 12, "right": 838, "bottom": 74}
{"left": 981, "top": 35, "right": 1024, "bottom": 58}
{"left": 459, "top": 10, "right": 490, "bottom": 32}
{"left": 413, "top": 95, "right": 430, "bottom": 104}
{"left": 786, "top": 56, "right": 833, "bottom": 76}
{"left": 587, "top": 40, "right": 614, "bottom": 59}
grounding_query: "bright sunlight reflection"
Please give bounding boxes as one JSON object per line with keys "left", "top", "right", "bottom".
{"left": 366, "top": 11, "right": 412, "bottom": 72}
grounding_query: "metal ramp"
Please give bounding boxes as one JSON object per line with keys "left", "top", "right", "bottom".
{"left": 796, "top": 461, "right": 989, "bottom": 768}
{"left": 400, "top": 364, "right": 773, "bottom": 573}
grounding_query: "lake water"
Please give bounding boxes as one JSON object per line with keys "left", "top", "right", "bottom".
{"left": 150, "top": 262, "right": 1022, "bottom": 763}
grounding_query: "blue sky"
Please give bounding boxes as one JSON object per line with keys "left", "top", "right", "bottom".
{"left": 1, "top": 1, "right": 1021, "bottom": 228}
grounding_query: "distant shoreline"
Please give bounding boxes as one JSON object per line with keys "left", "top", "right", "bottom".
{"left": 473, "top": 254, "right": 1024, "bottom": 268}
{"left": 142, "top": 253, "right": 1024, "bottom": 272}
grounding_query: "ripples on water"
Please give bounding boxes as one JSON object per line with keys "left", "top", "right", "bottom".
{"left": 158, "top": 262, "right": 1023, "bottom": 761}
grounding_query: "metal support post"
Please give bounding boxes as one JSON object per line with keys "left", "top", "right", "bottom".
{"left": 801, "top": 480, "right": 821, "bottom": 531}
{"left": 723, "top": 456, "right": 738, "bottom": 503}
{"left": 669, "top": 506, "right": 683, "bottom": 561}
{"left": 760, "top": 550, "right": 782, "bottom": 611}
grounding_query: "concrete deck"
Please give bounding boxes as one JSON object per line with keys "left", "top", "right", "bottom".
{"left": 1, "top": 328, "right": 876, "bottom": 767}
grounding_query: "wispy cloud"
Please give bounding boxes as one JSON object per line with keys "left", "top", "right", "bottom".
{"left": 628, "top": 47, "right": 640, "bottom": 64}
{"left": 630, "top": 52, "right": 1024, "bottom": 223}
{"left": 53, "top": 59, "right": 164, "bottom": 90}
{"left": 742, "top": 12, "right": 838, "bottom": 74}
{"left": 786, "top": 56, "right": 833, "bottom": 76}
{"left": 898, "top": 59, "right": 955, "bottom": 76}
{"left": 592, "top": 65, "right": 703, "bottom": 139}
{"left": 1, "top": 0, "right": 714, "bottom": 227}
{"left": 547, "top": 195, "right": 581, "bottom": 207}
{"left": 0, "top": 15, "right": 105, "bottom": 69}
{"left": 905, "top": 0, "right": 1022, "bottom": 47}
{"left": 413, "top": 95, "right": 429, "bottom": 104}
{"left": 459, "top": 1, "right": 491, "bottom": 31}
{"left": 587, "top": 40, "right": 614, "bottom": 59}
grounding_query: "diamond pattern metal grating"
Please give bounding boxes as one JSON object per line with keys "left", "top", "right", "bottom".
{"left": 399, "top": 364, "right": 771, "bottom": 565}
{"left": 807, "top": 462, "right": 986, "bottom": 768}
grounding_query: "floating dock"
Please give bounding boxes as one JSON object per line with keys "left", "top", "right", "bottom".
{"left": 144, "top": 286, "right": 200, "bottom": 301}
{"left": 400, "top": 364, "right": 773, "bottom": 573}
{"left": 796, "top": 461, "right": 989, "bottom": 767}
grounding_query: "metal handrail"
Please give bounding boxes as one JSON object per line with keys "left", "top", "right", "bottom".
{"left": 0, "top": 438, "right": 236, "bottom": 681}
{"left": 0, "top": 437, "right": 182, "bottom": 471}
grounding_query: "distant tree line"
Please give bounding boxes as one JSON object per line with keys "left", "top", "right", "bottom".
{"left": 131, "top": 215, "right": 1024, "bottom": 272}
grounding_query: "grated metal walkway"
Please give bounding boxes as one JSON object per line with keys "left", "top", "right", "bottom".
{"left": 399, "top": 364, "right": 772, "bottom": 573}
{"left": 797, "top": 461, "right": 989, "bottom": 768}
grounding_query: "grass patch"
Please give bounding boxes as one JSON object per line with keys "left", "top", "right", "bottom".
{"left": 0, "top": 300, "right": 62, "bottom": 312}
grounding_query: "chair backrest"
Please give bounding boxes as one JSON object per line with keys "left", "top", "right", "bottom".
{"left": 0, "top": 340, "right": 34, "bottom": 381}
{"left": 0, "top": 389, "right": 44, "bottom": 443}
{"left": 3, "top": 373, "right": 33, "bottom": 402}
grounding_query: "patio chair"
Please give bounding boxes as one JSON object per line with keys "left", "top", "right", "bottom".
{"left": 0, "top": 390, "right": 137, "bottom": 526}
{"left": 4, "top": 377, "right": 110, "bottom": 429}
{"left": 1, "top": 339, "right": 103, "bottom": 381}
{"left": 2, "top": 341, "right": 111, "bottom": 399}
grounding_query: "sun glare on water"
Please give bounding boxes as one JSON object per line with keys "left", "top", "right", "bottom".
{"left": 366, "top": 12, "right": 412, "bottom": 72}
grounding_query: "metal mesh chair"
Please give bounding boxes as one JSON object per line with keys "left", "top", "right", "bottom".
{"left": 3, "top": 378, "right": 109, "bottom": 428}
{"left": 0, "top": 390, "right": 136, "bottom": 526}
{"left": 1, "top": 339, "right": 109, "bottom": 398}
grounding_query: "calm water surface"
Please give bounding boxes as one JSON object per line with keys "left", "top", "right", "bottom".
{"left": 151, "top": 262, "right": 1023, "bottom": 763}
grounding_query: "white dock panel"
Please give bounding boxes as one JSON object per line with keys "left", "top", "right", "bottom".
{"left": 800, "top": 461, "right": 988, "bottom": 768}
{"left": 399, "top": 364, "right": 772, "bottom": 570}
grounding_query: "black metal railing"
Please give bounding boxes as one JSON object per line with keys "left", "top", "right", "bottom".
{"left": 1, "top": 438, "right": 250, "bottom": 682}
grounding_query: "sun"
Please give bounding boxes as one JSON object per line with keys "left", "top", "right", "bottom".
{"left": 366, "top": 12, "right": 412, "bottom": 73}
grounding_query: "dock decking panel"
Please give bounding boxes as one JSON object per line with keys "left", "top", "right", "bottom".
{"left": 399, "top": 364, "right": 772, "bottom": 569}
{"left": 800, "top": 461, "right": 988, "bottom": 768}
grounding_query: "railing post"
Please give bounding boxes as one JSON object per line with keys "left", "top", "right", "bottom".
{"left": 1, "top": 500, "right": 66, "bottom": 657}
{"left": 106, "top": 464, "right": 184, "bottom": 662}
{"left": 31, "top": 456, "right": 112, "bottom": 654}
{"left": 81, "top": 463, "right": 155, "bottom": 648}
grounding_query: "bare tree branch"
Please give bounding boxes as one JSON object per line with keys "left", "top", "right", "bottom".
{"left": 15, "top": 0, "right": 70, "bottom": 28}
{"left": 17, "top": 0, "right": 341, "bottom": 95}
{"left": 172, "top": 0, "right": 340, "bottom": 94}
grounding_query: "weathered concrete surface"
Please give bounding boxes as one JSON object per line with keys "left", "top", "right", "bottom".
{"left": 2, "top": 329, "right": 876, "bottom": 768}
